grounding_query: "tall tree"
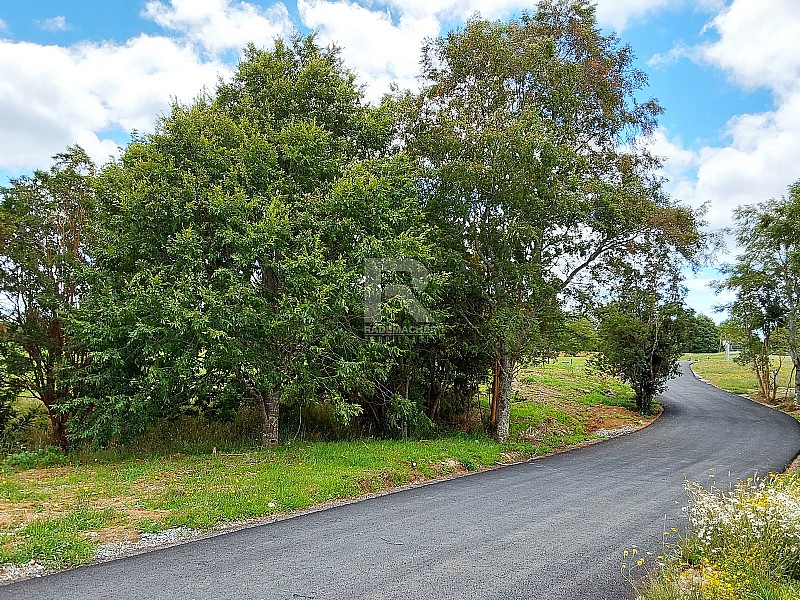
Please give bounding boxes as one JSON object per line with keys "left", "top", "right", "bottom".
{"left": 396, "top": 1, "right": 700, "bottom": 441}
{"left": 69, "top": 37, "right": 431, "bottom": 445}
{"left": 0, "top": 147, "right": 95, "bottom": 450}
{"left": 717, "top": 182, "right": 800, "bottom": 403}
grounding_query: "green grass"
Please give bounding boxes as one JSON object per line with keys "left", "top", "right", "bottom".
{"left": 686, "top": 352, "right": 798, "bottom": 404}
{"left": 0, "top": 508, "right": 116, "bottom": 568}
{"left": 0, "top": 358, "right": 640, "bottom": 570}
{"left": 0, "top": 432, "right": 564, "bottom": 564}
{"left": 520, "top": 356, "right": 637, "bottom": 411}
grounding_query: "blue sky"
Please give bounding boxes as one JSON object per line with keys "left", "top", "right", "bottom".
{"left": 2, "top": 1, "right": 799, "bottom": 321}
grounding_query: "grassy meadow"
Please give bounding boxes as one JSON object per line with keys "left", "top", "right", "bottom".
{"left": 686, "top": 352, "right": 799, "bottom": 412}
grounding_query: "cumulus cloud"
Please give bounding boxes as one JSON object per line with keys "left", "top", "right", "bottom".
{"left": 0, "top": 0, "right": 299, "bottom": 173}
{"left": 39, "top": 16, "right": 70, "bottom": 32}
{"left": 298, "top": 0, "right": 439, "bottom": 99}
{"left": 143, "top": 0, "right": 292, "bottom": 55}
{"left": 297, "top": 0, "right": 698, "bottom": 101}
{"left": 0, "top": 36, "right": 228, "bottom": 171}
{"left": 652, "top": 0, "right": 800, "bottom": 236}
{"left": 700, "top": 0, "right": 800, "bottom": 93}
{"left": 298, "top": 0, "right": 540, "bottom": 101}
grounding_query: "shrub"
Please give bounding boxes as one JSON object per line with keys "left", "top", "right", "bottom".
{"left": 3, "top": 445, "right": 70, "bottom": 470}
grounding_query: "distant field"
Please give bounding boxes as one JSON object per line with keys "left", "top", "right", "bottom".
{"left": 685, "top": 352, "right": 797, "bottom": 404}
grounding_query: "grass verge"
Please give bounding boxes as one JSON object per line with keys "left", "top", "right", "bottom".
{"left": 686, "top": 352, "right": 797, "bottom": 406}
{"left": 1, "top": 359, "right": 647, "bottom": 573}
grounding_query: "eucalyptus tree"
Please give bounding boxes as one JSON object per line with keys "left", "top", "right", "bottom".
{"left": 0, "top": 147, "right": 95, "bottom": 449}
{"left": 395, "top": 0, "right": 700, "bottom": 441}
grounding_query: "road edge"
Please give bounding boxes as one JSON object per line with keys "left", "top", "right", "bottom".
{"left": 0, "top": 404, "right": 666, "bottom": 588}
{"left": 686, "top": 360, "right": 800, "bottom": 474}
{"left": 0, "top": 404, "right": 665, "bottom": 586}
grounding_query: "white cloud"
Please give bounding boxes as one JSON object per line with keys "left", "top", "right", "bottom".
{"left": 143, "top": 0, "right": 292, "bottom": 55}
{"left": 0, "top": 1, "right": 302, "bottom": 173}
{"left": 646, "top": 130, "right": 698, "bottom": 176}
{"left": 0, "top": 19, "right": 8, "bottom": 32}
{"left": 594, "top": 0, "right": 673, "bottom": 32}
{"left": 652, "top": 0, "right": 800, "bottom": 237}
{"left": 296, "top": 0, "right": 711, "bottom": 101}
{"left": 296, "top": 0, "right": 663, "bottom": 101}
{"left": 298, "top": 0, "right": 440, "bottom": 100}
{"left": 684, "top": 271, "right": 733, "bottom": 321}
{"left": 0, "top": 36, "right": 228, "bottom": 171}
{"left": 647, "top": 43, "right": 691, "bottom": 69}
{"left": 700, "top": 0, "right": 800, "bottom": 93}
{"left": 40, "top": 16, "right": 69, "bottom": 32}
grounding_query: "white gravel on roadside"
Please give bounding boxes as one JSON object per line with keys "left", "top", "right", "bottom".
{"left": 0, "top": 561, "right": 46, "bottom": 583}
{"left": 594, "top": 425, "right": 636, "bottom": 438}
{"left": 0, "top": 527, "right": 200, "bottom": 584}
{"left": 94, "top": 527, "right": 199, "bottom": 561}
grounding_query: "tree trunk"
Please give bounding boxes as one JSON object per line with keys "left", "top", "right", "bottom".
{"left": 493, "top": 342, "right": 514, "bottom": 443}
{"left": 795, "top": 373, "right": 800, "bottom": 407}
{"left": 40, "top": 390, "right": 70, "bottom": 451}
{"left": 426, "top": 357, "right": 442, "bottom": 420}
{"left": 48, "top": 408, "right": 70, "bottom": 452}
{"left": 237, "top": 369, "right": 280, "bottom": 447}
{"left": 636, "top": 392, "right": 652, "bottom": 415}
{"left": 490, "top": 355, "right": 500, "bottom": 430}
{"left": 259, "top": 392, "right": 280, "bottom": 447}
{"left": 754, "top": 338, "right": 772, "bottom": 400}
{"left": 789, "top": 309, "right": 800, "bottom": 405}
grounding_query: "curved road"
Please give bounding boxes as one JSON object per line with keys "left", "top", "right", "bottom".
{"left": 4, "top": 364, "right": 800, "bottom": 600}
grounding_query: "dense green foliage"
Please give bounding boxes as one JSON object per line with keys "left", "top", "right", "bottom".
{"left": 717, "top": 180, "right": 800, "bottom": 403}
{"left": 0, "top": 148, "right": 95, "bottom": 449}
{"left": 684, "top": 312, "right": 720, "bottom": 354}
{"left": 596, "top": 296, "right": 690, "bottom": 414}
{"left": 66, "top": 38, "right": 435, "bottom": 445}
{"left": 557, "top": 317, "right": 601, "bottom": 355}
{"left": 1, "top": 4, "right": 701, "bottom": 450}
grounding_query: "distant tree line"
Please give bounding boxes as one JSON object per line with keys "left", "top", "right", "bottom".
{"left": 0, "top": 1, "right": 705, "bottom": 451}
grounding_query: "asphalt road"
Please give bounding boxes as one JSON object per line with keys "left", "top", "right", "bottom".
{"left": 4, "top": 363, "right": 800, "bottom": 600}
